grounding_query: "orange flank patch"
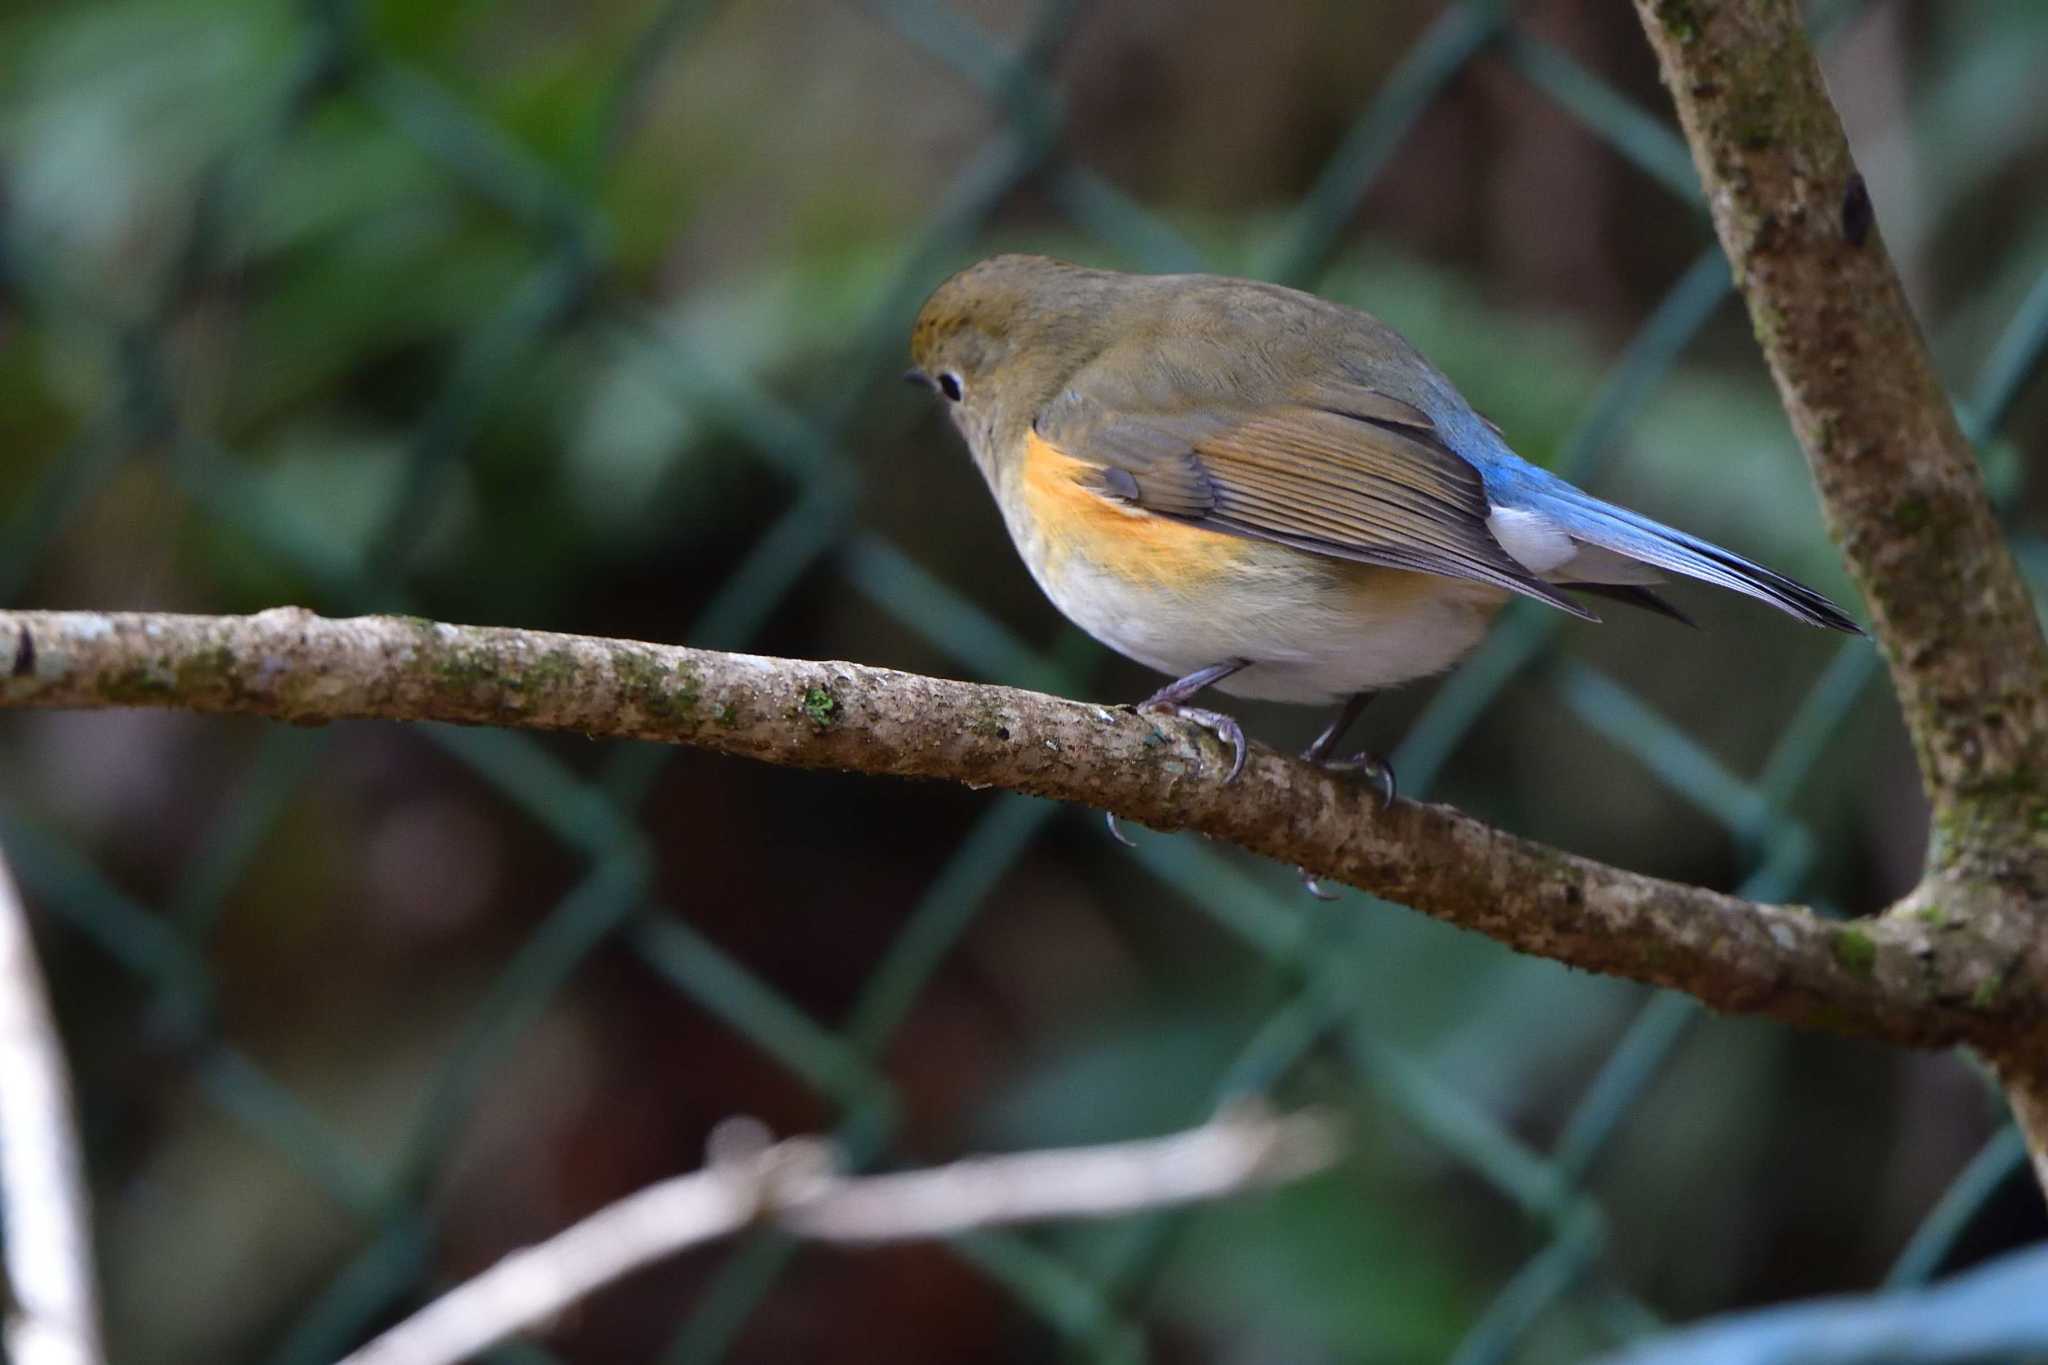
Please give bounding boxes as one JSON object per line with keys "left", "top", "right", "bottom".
{"left": 1340, "top": 556, "right": 1510, "bottom": 619}
{"left": 1018, "top": 430, "right": 1253, "bottom": 590}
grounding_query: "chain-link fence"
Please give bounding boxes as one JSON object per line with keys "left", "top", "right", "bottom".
{"left": 3, "top": 0, "right": 2046, "bottom": 1360}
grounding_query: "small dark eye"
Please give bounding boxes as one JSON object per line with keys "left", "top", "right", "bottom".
{"left": 938, "top": 372, "right": 963, "bottom": 402}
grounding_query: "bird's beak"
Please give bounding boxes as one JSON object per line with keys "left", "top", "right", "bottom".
{"left": 903, "top": 367, "right": 933, "bottom": 390}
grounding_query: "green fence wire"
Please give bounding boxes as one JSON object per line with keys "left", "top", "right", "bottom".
{"left": 3, "top": 0, "right": 2045, "bottom": 1361}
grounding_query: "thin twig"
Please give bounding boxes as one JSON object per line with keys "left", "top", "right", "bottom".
{"left": 335, "top": 1103, "right": 1338, "bottom": 1365}
{"left": 0, "top": 840, "right": 105, "bottom": 1365}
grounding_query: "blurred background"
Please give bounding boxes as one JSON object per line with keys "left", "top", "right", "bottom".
{"left": 2, "top": 0, "right": 2047, "bottom": 1361}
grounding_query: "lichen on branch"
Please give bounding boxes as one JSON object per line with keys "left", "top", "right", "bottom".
{"left": 1630, "top": 0, "right": 2048, "bottom": 873}
{"left": 2, "top": 607, "right": 2036, "bottom": 1059}
{"left": 1629, "top": 0, "right": 2048, "bottom": 1190}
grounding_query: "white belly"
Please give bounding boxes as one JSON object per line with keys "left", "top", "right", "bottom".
{"left": 1026, "top": 544, "right": 1505, "bottom": 706}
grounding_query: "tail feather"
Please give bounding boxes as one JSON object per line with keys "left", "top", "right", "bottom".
{"left": 1569, "top": 582, "right": 1697, "bottom": 627}
{"left": 1524, "top": 489, "right": 1862, "bottom": 634}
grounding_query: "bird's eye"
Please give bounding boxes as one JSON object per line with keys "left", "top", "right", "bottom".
{"left": 938, "top": 372, "right": 963, "bottom": 402}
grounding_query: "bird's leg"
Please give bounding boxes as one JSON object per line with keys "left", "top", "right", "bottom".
{"left": 1302, "top": 690, "right": 1374, "bottom": 766}
{"left": 1298, "top": 690, "right": 1391, "bottom": 899}
{"left": 1303, "top": 690, "right": 1395, "bottom": 803}
{"left": 1105, "top": 658, "right": 1251, "bottom": 846}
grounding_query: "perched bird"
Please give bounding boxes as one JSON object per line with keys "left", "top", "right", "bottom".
{"left": 907, "top": 255, "right": 1859, "bottom": 855}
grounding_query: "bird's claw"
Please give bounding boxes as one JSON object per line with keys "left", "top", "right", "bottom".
{"left": 1142, "top": 703, "right": 1247, "bottom": 782}
{"left": 1104, "top": 662, "right": 1250, "bottom": 848}
{"left": 1323, "top": 751, "right": 1397, "bottom": 807}
{"left": 1105, "top": 809, "right": 1136, "bottom": 847}
{"left": 1297, "top": 868, "right": 1339, "bottom": 900}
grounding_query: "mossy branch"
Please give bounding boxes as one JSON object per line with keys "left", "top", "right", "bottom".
{"left": 3, "top": 607, "right": 2038, "bottom": 1060}
{"left": 1629, "top": 0, "right": 2048, "bottom": 872}
{"left": 1629, "top": 0, "right": 2048, "bottom": 1185}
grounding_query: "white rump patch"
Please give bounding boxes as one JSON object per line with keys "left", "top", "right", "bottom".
{"left": 1486, "top": 504, "right": 1576, "bottom": 575}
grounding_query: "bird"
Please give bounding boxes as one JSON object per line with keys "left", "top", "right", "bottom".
{"left": 906, "top": 254, "right": 1859, "bottom": 868}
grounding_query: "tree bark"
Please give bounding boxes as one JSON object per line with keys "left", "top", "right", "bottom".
{"left": 3, "top": 607, "right": 2037, "bottom": 1059}
{"left": 1629, "top": 0, "right": 2048, "bottom": 1181}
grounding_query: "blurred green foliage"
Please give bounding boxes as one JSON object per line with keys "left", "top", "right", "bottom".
{"left": 3, "top": 1, "right": 2048, "bottom": 1362}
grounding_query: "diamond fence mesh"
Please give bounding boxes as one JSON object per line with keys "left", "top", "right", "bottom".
{"left": 2, "top": 0, "right": 2046, "bottom": 1361}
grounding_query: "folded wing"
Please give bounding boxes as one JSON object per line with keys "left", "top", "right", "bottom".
{"left": 1034, "top": 383, "right": 1602, "bottom": 620}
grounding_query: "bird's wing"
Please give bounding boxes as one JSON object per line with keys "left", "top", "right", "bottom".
{"left": 1033, "top": 383, "right": 1598, "bottom": 619}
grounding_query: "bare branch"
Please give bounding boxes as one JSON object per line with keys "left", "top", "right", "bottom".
{"left": 0, "top": 840, "right": 105, "bottom": 1365}
{"left": 1628, "top": 0, "right": 2048, "bottom": 872}
{"left": 2, "top": 608, "right": 2037, "bottom": 1057}
{"left": 1628, "top": 0, "right": 2048, "bottom": 1197}
{"left": 336, "top": 1103, "right": 1337, "bottom": 1365}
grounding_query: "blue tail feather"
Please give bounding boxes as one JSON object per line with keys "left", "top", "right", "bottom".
{"left": 1515, "top": 484, "right": 1862, "bottom": 634}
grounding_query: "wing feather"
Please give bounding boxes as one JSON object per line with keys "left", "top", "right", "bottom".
{"left": 1035, "top": 386, "right": 1596, "bottom": 620}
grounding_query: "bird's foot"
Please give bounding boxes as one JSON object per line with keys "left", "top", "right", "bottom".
{"left": 1292, "top": 752, "right": 1394, "bottom": 897}
{"left": 1320, "top": 750, "right": 1397, "bottom": 808}
{"left": 1105, "top": 660, "right": 1252, "bottom": 847}
{"left": 1107, "top": 706, "right": 1246, "bottom": 847}
{"left": 1297, "top": 868, "right": 1340, "bottom": 900}
{"left": 1140, "top": 702, "right": 1248, "bottom": 783}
